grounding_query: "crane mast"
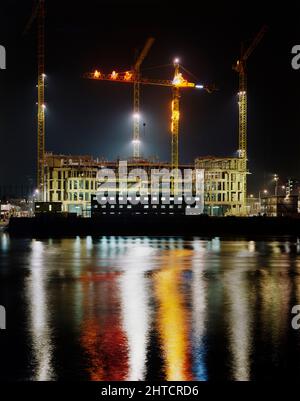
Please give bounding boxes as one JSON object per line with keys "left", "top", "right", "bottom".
{"left": 233, "top": 25, "right": 267, "bottom": 210}
{"left": 237, "top": 54, "right": 247, "bottom": 168}
{"left": 171, "top": 61, "right": 180, "bottom": 173}
{"left": 24, "top": 0, "right": 46, "bottom": 201}
{"left": 37, "top": 0, "right": 45, "bottom": 200}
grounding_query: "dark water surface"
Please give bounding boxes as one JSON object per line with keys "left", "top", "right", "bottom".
{"left": 1, "top": 233, "right": 300, "bottom": 381}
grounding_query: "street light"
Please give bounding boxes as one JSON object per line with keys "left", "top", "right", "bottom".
{"left": 258, "top": 189, "right": 268, "bottom": 214}
{"left": 273, "top": 174, "right": 279, "bottom": 196}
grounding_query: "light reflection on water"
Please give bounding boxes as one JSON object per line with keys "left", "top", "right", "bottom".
{"left": 1, "top": 234, "right": 300, "bottom": 381}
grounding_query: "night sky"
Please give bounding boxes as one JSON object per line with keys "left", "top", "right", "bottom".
{"left": 0, "top": 1, "right": 299, "bottom": 194}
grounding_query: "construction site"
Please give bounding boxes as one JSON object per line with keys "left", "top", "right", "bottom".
{"left": 1, "top": 1, "right": 278, "bottom": 221}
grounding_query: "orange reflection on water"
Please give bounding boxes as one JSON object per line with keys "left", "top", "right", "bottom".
{"left": 154, "top": 249, "right": 192, "bottom": 381}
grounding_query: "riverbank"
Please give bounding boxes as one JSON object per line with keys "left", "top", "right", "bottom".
{"left": 7, "top": 214, "right": 300, "bottom": 237}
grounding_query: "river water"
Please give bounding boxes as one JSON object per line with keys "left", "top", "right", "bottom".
{"left": 0, "top": 233, "right": 300, "bottom": 381}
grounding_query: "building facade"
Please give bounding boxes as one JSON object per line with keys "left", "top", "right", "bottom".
{"left": 44, "top": 153, "right": 195, "bottom": 216}
{"left": 44, "top": 153, "right": 246, "bottom": 217}
{"left": 195, "top": 156, "right": 247, "bottom": 216}
{"left": 45, "top": 153, "right": 102, "bottom": 216}
{"left": 261, "top": 195, "right": 298, "bottom": 217}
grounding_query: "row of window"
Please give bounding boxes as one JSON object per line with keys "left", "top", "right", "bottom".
{"left": 69, "top": 180, "right": 95, "bottom": 190}
{"left": 94, "top": 204, "right": 201, "bottom": 209}
{"left": 198, "top": 161, "right": 242, "bottom": 170}
{"left": 49, "top": 191, "right": 91, "bottom": 202}
{"left": 48, "top": 179, "right": 96, "bottom": 191}
{"left": 205, "top": 182, "right": 242, "bottom": 191}
{"left": 48, "top": 170, "right": 97, "bottom": 180}
{"left": 205, "top": 173, "right": 242, "bottom": 182}
{"left": 205, "top": 192, "right": 243, "bottom": 202}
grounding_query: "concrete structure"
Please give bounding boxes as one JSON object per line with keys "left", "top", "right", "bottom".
{"left": 44, "top": 153, "right": 246, "bottom": 217}
{"left": 195, "top": 156, "right": 247, "bottom": 216}
{"left": 44, "top": 153, "right": 194, "bottom": 216}
{"left": 45, "top": 153, "right": 101, "bottom": 216}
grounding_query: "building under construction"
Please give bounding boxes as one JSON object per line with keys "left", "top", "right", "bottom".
{"left": 195, "top": 156, "right": 246, "bottom": 216}
{"left": 44, "top": 153, "right": 195, "bottom": 216}
{"left": 44, "top": 152, "right": 246, "bottom": 216}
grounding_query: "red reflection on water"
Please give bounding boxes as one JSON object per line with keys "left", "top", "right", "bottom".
{"left": 80, "top": 273, "right": 128, "bottom": 381}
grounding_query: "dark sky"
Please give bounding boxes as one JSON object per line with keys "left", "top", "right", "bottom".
{"left": 0, "top": 0, "right": 299, "bottom": 194}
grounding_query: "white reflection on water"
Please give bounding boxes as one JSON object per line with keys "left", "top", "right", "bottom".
{"left": 224, "top": 242, "right": 252, "bottom": 381}
{"left": 192, "top": 240, "right": 207, "bottom": 380}
{"left": 0, "top": 233, "right": 9, "bottom": 252}
{"left": 27, "top": 240, "right": 55, "bottom": 381}
{"left": 119, "top": 271, "right": 151, "bottom": 380}
{"left": 119, "top": 243, "right": 153, "bottom": 380}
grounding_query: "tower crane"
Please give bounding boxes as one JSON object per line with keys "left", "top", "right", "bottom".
{"left": 233, "top": 25, "right": 268, "bottom": 205}
{"left": 24, "top": 0, "right": 46, "bottom": 201}
{"left": 84, "top": 60, "right": 211, "bottom": 189}
{"left": 132, "top": 38, "right": 155, "bottom": 159}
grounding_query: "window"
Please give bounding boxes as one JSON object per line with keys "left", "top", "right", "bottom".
{"left": 85, "top": 180, "right": 89, "bottom": 190}
{"left": 74, "top": 181, "right": 78, "bottom": 190}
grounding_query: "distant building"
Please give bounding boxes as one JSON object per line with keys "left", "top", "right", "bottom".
{"left": 247, "top": 196, "right": 261, "bottom": 216}
{"left": 261, "top": 195, "right": 298, "bottom": 217}
{"left": 0, "top": 199, "right": 32, "bottom": 219}
{"left": 195, "top": 156, "right": 247, "bottom": 216}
